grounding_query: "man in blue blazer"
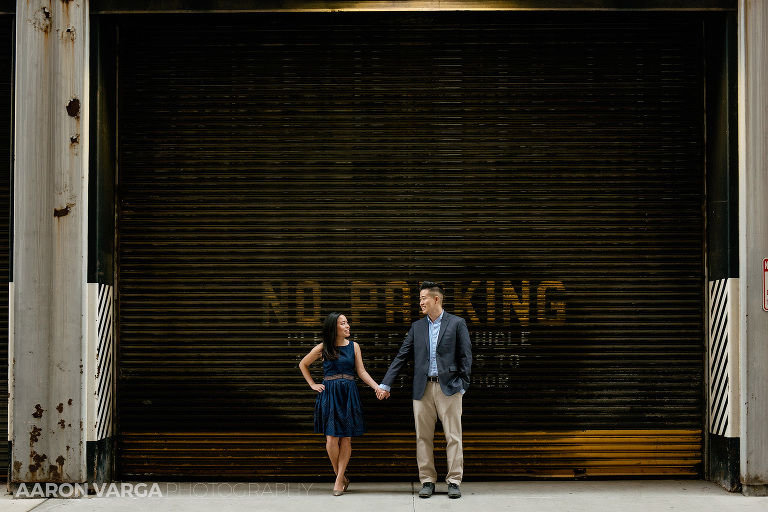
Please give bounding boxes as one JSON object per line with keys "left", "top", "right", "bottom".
{"left": 378, "top": 281, "right": 472, "bottom": 499}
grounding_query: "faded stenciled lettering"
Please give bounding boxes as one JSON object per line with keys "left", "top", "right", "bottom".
{"left": 454, "top": 281, "right": 481, "bottom": 323}
{"left": 503, "top": 280, "right": 530, "bottom": 326}
{"left": 468, "top": 331, "right": 532, "bottom": 389}
{"left": 258, "top": 279, "right": 566, "bottom": 327}
{"left": 385, "top": 280, "right": 411, "bottom": 325}
{"left": 350, "top": 280, "right": 377, "bottom": 325}
{"left": 261, "top": 281, "right": 288, "bottom": 324}
{"left": 537, "top": 281, "right": 566, "bottom": 325}
{"left": 296, "top": 280, "right": 321, "bottom": 326}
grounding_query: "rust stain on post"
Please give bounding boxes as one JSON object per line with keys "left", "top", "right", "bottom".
{"left": 29, "top": 451, "right": 48, "bottom": 476}
{"left": 66, "top": 98, "right": 80, "bottom": 118}
{"left": 32, "top": 404, "right": 44, "bottom": 418}
{"left": 31, "top": 7, "right": 52, "bottom": 33}
{"left": 30, "top": 427, "right": 42, "bottom": 445}
{"left": 49, "top": 455, "right": 66, "bottom": 483}
{"left": 63, "top": 26, "right": 76, "bottom": 43}
{"left": 54, "top": 203, "right": 74, "bottom": 217}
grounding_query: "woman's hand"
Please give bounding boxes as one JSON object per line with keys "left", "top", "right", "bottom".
{"left": 310, "top": 383, "right": 325, "bottom": 393}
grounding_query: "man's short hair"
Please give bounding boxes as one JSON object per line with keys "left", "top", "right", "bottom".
{"left": 420, "top": 281, "right": 445, "bottom": 302}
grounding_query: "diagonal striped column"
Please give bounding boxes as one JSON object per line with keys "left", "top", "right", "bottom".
{"left": 708, "top": 278, "right": 740, "bottom": 438}
{"left": 87, "top": 283, "right": 114, "bottom": 446}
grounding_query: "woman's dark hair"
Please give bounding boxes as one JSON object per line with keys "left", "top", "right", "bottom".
{"left": 322, "top": 312, "right": 342, "bottom": 360}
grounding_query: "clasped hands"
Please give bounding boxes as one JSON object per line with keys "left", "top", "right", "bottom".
{"left": 375, "top": 387, "right": 390, "bottom": 400}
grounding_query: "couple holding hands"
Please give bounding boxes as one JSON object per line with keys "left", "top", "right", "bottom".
{"left": 299, "top": 281, "right": 473, "bottom": 498}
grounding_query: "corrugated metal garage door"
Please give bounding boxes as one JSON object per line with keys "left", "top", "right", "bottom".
{"left": 0, "top": 14, "right": 12, "bottom": 479}
{"left": 115, "top": 11, "right": 705, "bottom": 479}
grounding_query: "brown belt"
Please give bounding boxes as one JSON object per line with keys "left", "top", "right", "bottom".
{"left": 324, "top": 373, "right": 355, "bottom": 381}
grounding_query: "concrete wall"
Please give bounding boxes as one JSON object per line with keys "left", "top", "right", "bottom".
{"left": 739, "top": 0, "right": 768, "bottom": 496}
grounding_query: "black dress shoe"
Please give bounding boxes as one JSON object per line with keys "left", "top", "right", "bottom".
{"left": 447, "top": 483, "right": 461, "bottom": 499}
{"left": 418, "top": 482, "right": 435, "bottom": 498}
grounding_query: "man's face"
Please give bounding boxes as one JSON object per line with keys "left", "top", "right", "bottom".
{"left": 419, "top": 290, "right": 441, "bottom": 318}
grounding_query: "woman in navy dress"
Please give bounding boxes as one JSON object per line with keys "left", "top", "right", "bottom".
{"left": 299, "top": 312, "right": 379, "bottom": 495}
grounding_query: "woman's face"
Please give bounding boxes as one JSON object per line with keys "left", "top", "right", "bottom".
{"left": 337, "top": 315, "right": 350, "bottom": 339}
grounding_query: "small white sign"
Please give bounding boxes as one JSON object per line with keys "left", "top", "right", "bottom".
{"left": 764, "top": 258, "right": 768, "bottom": 311}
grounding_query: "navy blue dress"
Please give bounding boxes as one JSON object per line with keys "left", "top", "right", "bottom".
{"left": 314, "top": 342, "right": 366, "bottom": 437}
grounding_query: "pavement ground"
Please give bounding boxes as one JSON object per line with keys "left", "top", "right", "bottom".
{"left": 1, "top": 480, "right": 767, "bottom": 512}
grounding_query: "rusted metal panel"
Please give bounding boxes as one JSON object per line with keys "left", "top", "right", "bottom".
{"left": 119, "top": 431, "right": 703, "bottom": 479}
{"left": 115, "top": 11, "right": 706, "bottom": 478}
{"left": 90, "top": 0, "right": 737, "bottom": 14}
{"left": 12, "top": 1, "right": 89, "bottom": 483}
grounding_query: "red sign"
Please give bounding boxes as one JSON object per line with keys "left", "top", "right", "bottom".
{"left": 764, "top": 258, "right": 768, "bottom": 311}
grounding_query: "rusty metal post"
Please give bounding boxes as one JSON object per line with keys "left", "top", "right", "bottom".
{"left": 738, "top": 0, "right": 768, "bottom": 497}
{"left": 11, "top": 0, "right": 89, "bottom": 485}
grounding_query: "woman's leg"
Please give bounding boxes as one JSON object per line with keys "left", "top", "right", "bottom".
{"left": 326, "top": 435, "right": 340, "bottom": 477}
{"left": 334, "top": 437, "right": 352, "bottom": 490}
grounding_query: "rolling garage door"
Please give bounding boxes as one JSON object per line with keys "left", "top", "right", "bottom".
{"left": 115, "top": 12, "right": 705, "bottom": 479}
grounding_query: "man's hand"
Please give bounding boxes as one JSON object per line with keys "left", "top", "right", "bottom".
{"left": 375, "top": 388, "right": 390, "bottom": 400}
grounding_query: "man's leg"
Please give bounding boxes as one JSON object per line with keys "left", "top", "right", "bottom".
{"left": 413, "top": 383, "right": 439, "bottom": 484}
{"left": 435, "top": 390, "right": 464, "bottom": 485}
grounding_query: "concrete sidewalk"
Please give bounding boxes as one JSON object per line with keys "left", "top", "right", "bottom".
{"left": 1, "top": 480, "right": 767, "bottom": 512}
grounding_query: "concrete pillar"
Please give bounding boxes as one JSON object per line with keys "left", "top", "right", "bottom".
{"left": 738, "top": 0, "right": 768, "bottom": 497}
{"left": 10, "top": 0, "right": 89, "bottom": 484}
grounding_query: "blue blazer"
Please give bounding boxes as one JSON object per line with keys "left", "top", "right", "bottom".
{"left": 381, "top": 311, "right": 472, "bottom": 400}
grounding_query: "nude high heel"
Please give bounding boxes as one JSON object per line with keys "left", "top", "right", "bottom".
{"left": 332, "top": 476, "right": 348, "bottom": 496}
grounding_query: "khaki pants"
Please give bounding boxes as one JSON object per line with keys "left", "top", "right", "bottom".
{"left": 412, "top": 381, "right": 463, "bottom": 485}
